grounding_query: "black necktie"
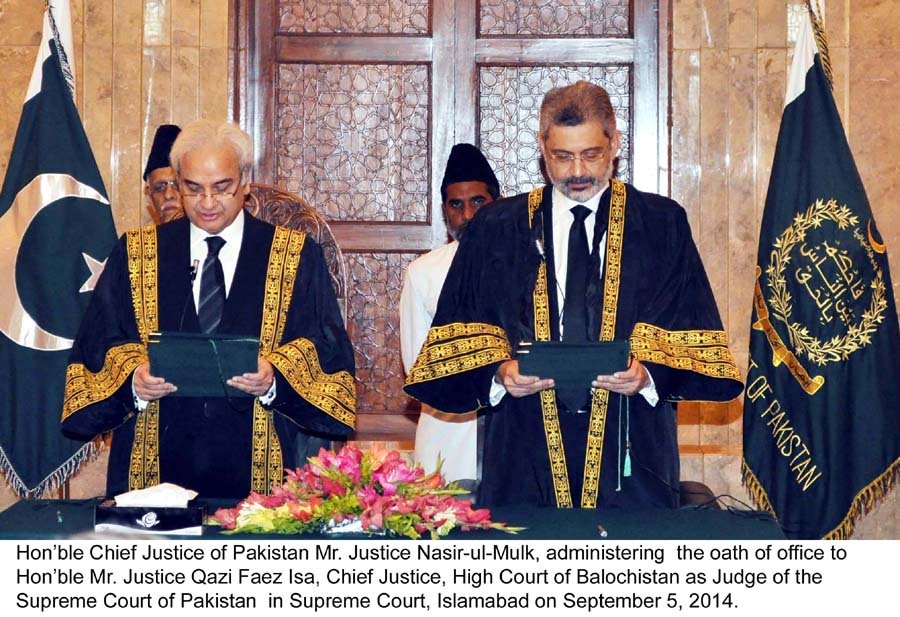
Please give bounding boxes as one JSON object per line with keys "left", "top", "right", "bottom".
{"left": 197, "top": 236, "right": 226, "bottom": 333}
{"left": 563, "top": 205, "right": 591, "bottom": 342}
{"left": 560, "top": 205, "right": 591, "bottom": 411}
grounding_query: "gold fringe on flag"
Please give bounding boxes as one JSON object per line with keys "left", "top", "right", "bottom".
{"left": 741, "top": 459, "right": 776, "bottom": 516}
{"left": 743, "top": 457, "right": 900, "bottom": 539}
{"left": 823, "top": 457, "right": 900, "bottom": 540}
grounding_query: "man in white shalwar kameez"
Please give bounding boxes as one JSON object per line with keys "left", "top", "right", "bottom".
{"left": 400, "top": 144, "right": 500, "bottom": 489}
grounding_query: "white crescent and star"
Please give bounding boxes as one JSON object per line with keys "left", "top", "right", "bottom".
{"left": 78, "top": 252, "right": 106, "bottom": 293}
{"left": 0, "top": 172, "right": 109, "bottom": 351}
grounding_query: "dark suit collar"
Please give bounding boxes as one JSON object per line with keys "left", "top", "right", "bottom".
{"left": 217, "top": 212, "right": 271, "bottom": 334}
{"left": 155, "top": 216, "right": 199, "bottom": 332}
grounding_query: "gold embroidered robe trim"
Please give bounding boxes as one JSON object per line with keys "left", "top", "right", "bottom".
{"left": 581, "top": 179, "right": 626, "bottom": 508}
{"left": 529, "top": 181, "right": 627, "bottom": 508}
{"left": 529, "top": 188, "right": 571, "bottom": 507}
{"left": 125, "top": 226, "right": 160, "bottom": 490}
{"left": 62, "top": 343, "right": 147, "bottom": 421}
{"left": 251, "top": 226, "right": 306, "bottom": 493}
{"left": 630, "top": 322, "right": 742, "bottom": 380}
{"left": 405, "top": 322, "right": 512, "bottom": 386}
{"left": 268, "top": 338, "right": 356, "bottom": 429}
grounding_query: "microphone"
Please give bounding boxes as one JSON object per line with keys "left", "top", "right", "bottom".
{"left": 179, "top": 259, "right": 201, "bottom": 331}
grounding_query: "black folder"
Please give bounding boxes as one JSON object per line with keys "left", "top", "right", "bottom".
{"left": 517, "top": 340, "right": 631, "bottom": 392}
{"left": 148, "top": 332, "right": 260, "bottom": 398}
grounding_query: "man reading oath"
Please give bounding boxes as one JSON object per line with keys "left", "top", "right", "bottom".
{"left": 405, "top": 81, "right": 743, "bottom": 509}
{"left": 61, "top": 120, "right": 356, "bottom": 498}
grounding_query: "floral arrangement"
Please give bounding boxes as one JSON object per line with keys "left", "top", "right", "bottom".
{"left": 209, "top": 445, "right": 522, "bottom": 539}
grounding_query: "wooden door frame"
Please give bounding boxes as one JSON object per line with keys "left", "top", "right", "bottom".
{"left": 230, "top": 0, "right": 671, "bottom": 230}
{"left": 229, "top": 1, "right": 671, "bottom": 439}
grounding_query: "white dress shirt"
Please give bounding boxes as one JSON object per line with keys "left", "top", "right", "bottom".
{"left": 490, "top": 185, "right": 658, "bottom": 407}
{"left": 552, "top": 186, "right": 606, "bottom": 334}
{"left": 189, "top": 209, "right": 245, "bottom": 306}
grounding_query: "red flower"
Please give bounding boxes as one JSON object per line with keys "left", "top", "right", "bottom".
{"left": 417, "top": 472, "right": 445, "bottom": 490}
{"left": 321, "top": 477, "right": 347, "bottom": 497}
{"left": 460, "top": 507, "right": 491, "bottom": 524}
{"left": 262, "top": 494, "right": 288, "bottom": 508}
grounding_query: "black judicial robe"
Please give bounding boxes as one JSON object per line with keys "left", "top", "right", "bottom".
{"left": 61, "top": 215, "right": 356, "bottom": 499}
{"left": 405, "top": 181, "right": 743, "bottom": 509}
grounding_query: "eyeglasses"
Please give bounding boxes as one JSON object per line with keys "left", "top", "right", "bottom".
{"left": 180, "top": 182, "right": 244, "bottom": 203}
{"left": 547, "top": 147, "right": 609, "bottom": 165}
{"left": 149, "top": 179, "right": 178, "bottom": 195}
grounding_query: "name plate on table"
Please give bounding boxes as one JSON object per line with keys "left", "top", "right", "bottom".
{"left": 517, "top": 340, "right": 630, "bottom": 392}
{"left": 94, "top": 502, "right": 205, "bottom": 536}
{"left": 148, "top": 332, "right": 259, "bottom": 398}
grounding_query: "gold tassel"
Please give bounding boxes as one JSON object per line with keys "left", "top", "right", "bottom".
{"left": 805, "top": 0, "right": 833, "bottom": 89}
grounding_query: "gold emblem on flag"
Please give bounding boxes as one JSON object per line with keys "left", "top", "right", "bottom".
{"left": 760, "top": 199, "right": 887, "bottom": 381}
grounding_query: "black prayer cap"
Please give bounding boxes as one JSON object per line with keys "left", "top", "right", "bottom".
{"left": 440, "top": 143, "right": 500, "bottom": 199}
{"left": 143, "top": 124, "right": 181, "bottom": 180}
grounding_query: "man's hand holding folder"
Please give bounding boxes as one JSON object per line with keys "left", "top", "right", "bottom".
{"left": 227, "top": 357, "right": 275, "bottom": 397}
{"left": 496, "top": 340, "right": 649, "bottom": 398}
{"left": 140, "top": 332, "right": 269, "bottom": 400}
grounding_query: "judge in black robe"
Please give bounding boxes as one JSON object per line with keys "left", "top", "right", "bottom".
{"left": 405, "top": 178, "right": 743, "bottom": 509}
{"left": 61, "top": 214, "right": 355, "bottom": 498}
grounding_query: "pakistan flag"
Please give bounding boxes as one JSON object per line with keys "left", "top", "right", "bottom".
{"left": 0, "top": 2, "right": 117, "bottom": 496}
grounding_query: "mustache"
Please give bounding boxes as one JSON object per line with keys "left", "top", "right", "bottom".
{"left": 562, "top": 175, "right": 599, "bottom": 186}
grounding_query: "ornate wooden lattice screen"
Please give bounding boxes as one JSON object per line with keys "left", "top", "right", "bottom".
{"left": 233, "top": 0, "right": 668, "bottom": 439}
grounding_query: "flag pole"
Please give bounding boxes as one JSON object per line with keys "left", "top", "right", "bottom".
{"left": 805, "top": 0, "right": 833, "bottom": 89}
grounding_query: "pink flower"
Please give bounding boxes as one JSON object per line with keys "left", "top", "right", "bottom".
{"left": 373, "top": 452, "right": 422, "bottom": 495}
{"left": 312, "top": 445, "right": 363, "bottom": 483}
{"left": 357, "top": 485, "right": 380, "bottom": 507}
{"left": 244, "top": 491, "right": 269, "bottom": 505}
{"left": 212, "top": 507, "right": 239, "bottom": 530}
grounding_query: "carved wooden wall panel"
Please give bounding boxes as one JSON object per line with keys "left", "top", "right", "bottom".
{"left": 279, "top": 0, "right": 430, "bottom": 33}
{"left": 275, "top": 63, "right": 430, "bottom": 222}
{"left": 479, "top": 0, "right": 629, "bottom": 37}
{"left": 345, "top": 252, "right": 418, "bottom": 415}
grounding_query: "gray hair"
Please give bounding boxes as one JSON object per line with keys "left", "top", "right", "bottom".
{"left": 169, "top": 120, "right": 254, "bottom": 177}
{"left": 539, "top": 80, "right": 617, "bottom": 140}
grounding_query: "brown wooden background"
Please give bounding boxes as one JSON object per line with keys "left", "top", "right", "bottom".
{"left": 231, "top": 0, "right": 670, "bottom": 440}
